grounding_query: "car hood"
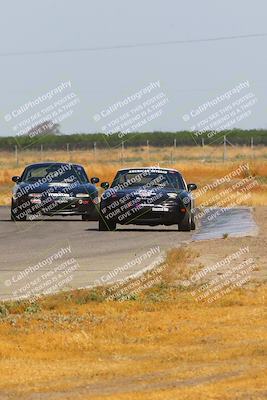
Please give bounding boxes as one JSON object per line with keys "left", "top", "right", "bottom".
{"left": 15, "top": 181, "right": 98, "bottom": 196}
{"left": 103, "top": 187, "right": 189, "bottom": 201}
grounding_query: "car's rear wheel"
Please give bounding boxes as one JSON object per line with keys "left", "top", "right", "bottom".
{"left": 178, "top": 212, "right": 191, "bottom": 231}
{"left": 99, "top": 218, "right": 116, "bottom": 231}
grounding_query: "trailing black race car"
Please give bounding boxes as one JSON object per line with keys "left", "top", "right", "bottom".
{"left": 11, "top": 162, "right": 100, "bottom": 221}
{"left": 99, "top": 167, "right": 197, "bottom": 231}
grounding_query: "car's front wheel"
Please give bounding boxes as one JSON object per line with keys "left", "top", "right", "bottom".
{"left": 178, "top": 212, "right": 191, "bottom": 231}
{"left": 82, "top": 215, "right": 91, "bottom": 221}
{"left": 11, "top": 208, "right": 27, "bottom": 221}
{"left": 191, "top": 214, "right": 196, "bottom": 230}
{"left": 99, "top": 218, "right": 116, "bottom": 231}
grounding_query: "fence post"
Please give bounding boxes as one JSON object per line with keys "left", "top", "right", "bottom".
{"left": 251, "top": 137, "right": 254, "bottom": 159}
{"left": 173, "top": 138, "right": 176, "bottom": 163}
{"left": 223, "top": 135, "right": 227, "bottom": 162}
{"left": 41, "top": 144, "right": 43, "bottom": 161}
{"left": 15, "top": 145, "right": 18, "bottom": 167}
{"left": 66, "top": 143, "right": 70, "bottom": 161}
{"left": 147, "top": 140, "right": 150, "bottom": 161}
{"left": 121, "top": 141, "right": 124, "bottom": 165}
{"left": 93, "top": 142, "right": 97, "bottom": 160}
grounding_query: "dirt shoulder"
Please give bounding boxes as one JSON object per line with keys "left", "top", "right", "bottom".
{"left": 189, "top": 206, "right": 267, "bottom": 285}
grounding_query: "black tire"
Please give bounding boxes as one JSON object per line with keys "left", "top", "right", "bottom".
{"left": 99, "top": 218, "right": 116, "bottom": 231}
{"left": 82, "top": 215, "right": 91, "bottom": 221}
{"left": 11, "top": 208, "right": 26, "bottom": 221}
{"left": 191, "top": 214, "right": 196, "bottom": 230}
{"left": 178, "top": 212, "right": 191, "bottom": 231}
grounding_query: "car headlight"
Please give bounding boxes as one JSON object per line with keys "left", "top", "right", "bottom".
{"left": 76, "top": 193, "right": 90, "bottom": 198}
{"left": 167, "top": 193, "right": 177, "bottom": 199}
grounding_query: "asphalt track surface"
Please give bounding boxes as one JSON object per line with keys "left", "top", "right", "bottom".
{"left": 0, "top": 206, "right": 258, "bottom": 301}
{"left": 0, "top": 206, "right": 192, "bottom": 300}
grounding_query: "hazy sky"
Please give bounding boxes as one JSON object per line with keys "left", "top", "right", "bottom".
{"left": 0, "top": 0, "right": 266, "bottom": 136}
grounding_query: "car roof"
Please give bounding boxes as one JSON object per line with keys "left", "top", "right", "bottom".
{"left": 24, "top": 162, "right": 84, "bottom": 168}
{"left": 117, "top": 167, "right": 181, "bottom": 174}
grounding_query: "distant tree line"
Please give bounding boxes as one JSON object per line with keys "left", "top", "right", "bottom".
{"left": 0, "top": 129, "right": 266, "bottom": 150}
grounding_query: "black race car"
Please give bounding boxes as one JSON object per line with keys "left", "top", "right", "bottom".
{"left": 11, "top": 162, "right": 100, "bottom": 221}
{"left": 99, "top": 167, "right": 197, "bottom": 231}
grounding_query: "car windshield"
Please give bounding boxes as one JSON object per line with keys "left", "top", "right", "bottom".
{"left": 111, "top": 169, "right": 186, "bottom": 190}
{"left": 21, "top": 164, "right": 89, "bottom": 184}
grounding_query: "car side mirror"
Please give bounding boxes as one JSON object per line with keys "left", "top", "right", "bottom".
{"left": 101, "top": 182, "right": 109, "bottom": 190}
{"left": 187, "top": 183, "right": 197, "bottom": 191}
{"left": 12, "top": 176, "right": 20, "bottom": 183}
{"left": 91, "top": 177, "right": 100, "bottom": 184}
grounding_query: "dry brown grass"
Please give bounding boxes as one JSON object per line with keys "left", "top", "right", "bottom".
{"left": 0, "top": 247, "right": 266, "bottom": 399}
{"left": 0, "top": 145, "right": 266, "bottom": 206}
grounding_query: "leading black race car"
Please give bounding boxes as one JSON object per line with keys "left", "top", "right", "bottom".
{"left": 99, "top": 167, "right": 197, "bottom": 231}
{"left": 11, "top": 162, "right": 100, "bottom": 221}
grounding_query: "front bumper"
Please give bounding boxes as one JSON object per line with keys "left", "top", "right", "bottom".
{"left": 13, "top": 195, "right": 99, "bottom": 219}
{"left": 101, "top": 201, "right": 189, "bottom": 226}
